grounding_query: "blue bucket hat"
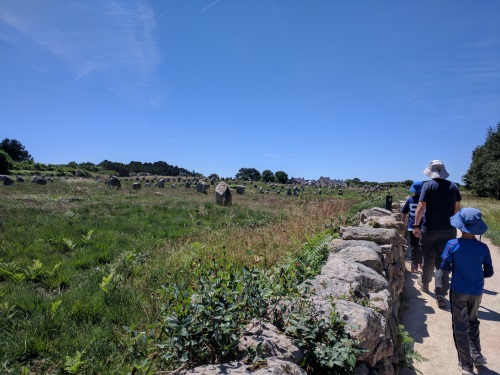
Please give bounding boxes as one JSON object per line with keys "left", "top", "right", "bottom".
{"left": 450, "top": 208, "right": 488, "bottom": 235}
{"left": 409, "top": 181, "right": 423, "bottom": 194}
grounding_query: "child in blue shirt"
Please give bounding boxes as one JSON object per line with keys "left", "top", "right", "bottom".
{"left": 401, "top": 181, "right": 424, "bottom": 272}
{"left": 441, "top": 208, "right": 494, "bottom": 375}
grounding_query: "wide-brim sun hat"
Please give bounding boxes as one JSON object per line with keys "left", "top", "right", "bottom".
{"left": 409, "top": 181, "right": 423, "bottom": 194}
{"left": 450, "top": 208, "right": 488, "bottom": 235}
{"left": 424, "top": 160, "right": 449, "bottom": 179}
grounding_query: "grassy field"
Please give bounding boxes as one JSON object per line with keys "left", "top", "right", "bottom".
{"left": 461, "top": 192, "right": 500, "bottom": 246}
{"left": 1, "top": 178, "right": 408, "bottom": 373}
{"left": 4, "top": 179, "right": 497, "bottom": 373}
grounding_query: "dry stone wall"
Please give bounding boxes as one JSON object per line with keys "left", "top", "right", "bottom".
{"left": 178, "top": 207, "right": 407, "bottom": 375}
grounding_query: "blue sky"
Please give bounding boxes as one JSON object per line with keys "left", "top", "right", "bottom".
{"left": 1, "top": 1, "right": 499, "bottom": 182}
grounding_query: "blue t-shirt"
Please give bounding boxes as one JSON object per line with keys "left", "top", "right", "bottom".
{"left": 441, "top": 238, "right": 494, "bottom": 296}
{"left": 401, "top": 195, "right": 424, "bottom": 231}
{"left": 419, "top": 179, "right": 461, "bottom": 231}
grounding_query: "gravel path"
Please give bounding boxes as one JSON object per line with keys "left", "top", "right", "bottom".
{"left": 399, "top": 236, "right": 500, "bottom": 375}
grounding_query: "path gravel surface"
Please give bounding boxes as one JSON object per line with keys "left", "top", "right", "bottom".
{"left": 400, "top": 237, "right": 500, "bottom": 375}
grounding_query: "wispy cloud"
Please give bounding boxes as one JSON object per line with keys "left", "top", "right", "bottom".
{"left": 201, "top": 0, "right": 221, "bottom": 13}
{"left": 69, "top": 63, "right": 98, "bottom": 85}
{"left": 0, "top": 0, "right": 160, "bottom": 77}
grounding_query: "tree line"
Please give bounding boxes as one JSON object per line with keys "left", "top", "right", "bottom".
{"left": 234, "top": 168, "right": 289, "bottom": 183}
{"left": 98, "top": 160, "right": 195, "bottom": 177}
{"left": 0, "top": 138, "right": 196, "bottom": 177}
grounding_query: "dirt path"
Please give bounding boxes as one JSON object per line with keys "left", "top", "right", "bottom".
{"left": 399, "top": 236, "right": 500, "bottom": 375}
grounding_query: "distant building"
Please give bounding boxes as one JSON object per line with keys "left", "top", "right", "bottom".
{"left": 288, "top": 176, "right": 345, "bottom": 187}
{"left": 318, "top": 176, "right": 346, "bottom": 188}
{"left": 287, "top": 177, "right": 307, "bottom": 185}
{"left": 318, "top": 176, "right": 333, "bottom": 187}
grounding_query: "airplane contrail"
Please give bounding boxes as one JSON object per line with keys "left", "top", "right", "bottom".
{"left": 69, "top": 64, "right": 98, "bottom": 85}
{"left": 201, "top": 0, "right": 220, "bottom": 12}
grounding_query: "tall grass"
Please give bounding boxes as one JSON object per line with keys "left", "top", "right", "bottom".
{"left": 0, "top": 179, "right": 403, "bottom": 373}
{"left": 461, "top": 191, "right": 500, "bottom": 246}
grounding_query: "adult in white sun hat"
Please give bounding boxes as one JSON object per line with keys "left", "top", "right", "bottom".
{"left": 413, "top": 160, "right": 462, "bottom": 309}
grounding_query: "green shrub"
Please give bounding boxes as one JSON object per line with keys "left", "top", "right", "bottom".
{"left": 397, "top": 325, "right": 427, "bottom": 369}
{"left": 0, "top": 149, "right": 13, "bottom": 174}
{"left": 284, "top": 300, "right": 361, "bottom": 374}
{"left": 157, "top": 255, "right": 272, "bottom": 367}
{"left": 154, "top": 232, "right": 361, "bottom": 373}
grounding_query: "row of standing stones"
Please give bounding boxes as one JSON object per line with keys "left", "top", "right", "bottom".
{"left": 157, "top": 205, "right": 408, "bottom": 375}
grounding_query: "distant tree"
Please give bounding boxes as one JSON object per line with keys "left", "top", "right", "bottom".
{"left": 209, "top": 173, "right": 219, "bottom": 180}
{"left": 0, "top": 138, "right": 33, "bottom": 162}
{"left": 345, "top": 177, "right": 362, "bottom": 187}
{"left": 0, "top": 149, "right": 13, "bottom": 173}
{"left": 79, "top": 162, "right": 98, "bottom": 172}
{"left": 236, "top": 168, "right": 261, "bottom": 181}
{"left": 463, "top": 122, "right": 500, "bottom": 199}
{"left": 99, "top": 160, "right": 130, "bottom": 177}
{"left": 262, "top": 170, "right": 275, "bottom": 182}
{"left": 274, "top": 171, "right": 288, "bottom": 184}
{"left": 152, "top": 161, "right": 168, "bottom": 175}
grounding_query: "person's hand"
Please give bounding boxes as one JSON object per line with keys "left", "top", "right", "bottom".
{"left": 413, "top": 227, "right": 421, "bottom": 238}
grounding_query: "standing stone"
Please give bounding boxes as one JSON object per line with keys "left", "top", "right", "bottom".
{"left": 235, "top": 185, "right": 245, "bottom": 194}
{"left": 133, "top": 182, "right": 141, "bottom": 190}
{"left": 158, "top": 179, "right": 165, "bottom": 188}
{"left": 2, "top": 176, "right": 14, "bottom": 186}
{"left": 197, "top": 181, "right": 209, "bottom": 194}
{"left": 106, "top": 176, "right": 121, "bottom": 189}
{"left": 215, "top": 181, "right": 232, "bottom": 206}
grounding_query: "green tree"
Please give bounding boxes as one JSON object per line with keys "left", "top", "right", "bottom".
{"left": 208, "top": 173, "right": 219, "bottom": 180}
{"left": 261, "top": 169, "right": 275, "bottom": 182}
{"left": 345, "top": 177, "right": 361, "bottom": 187}
{"left": 403, "top": 180, "right": 414, "bottom": 188}
{"left": 235, "top": 168, "right": 261, "bottom": 181}
{"left": 0, "top": 138, "right": 33, "bottom": 162}
{"left": 463, "top": 122, "right": 500, "bottom": 199}
{"left": 0, "top": 149, "right": 13, "bottom": 173}
{"left": 79, "top": 162, "right": 98, "bottom": 172}
{"left": 99, "top": 160, "right": 130, "bottom": 177}
{"left": 274, "top": 171, "right": 288, "bottom": 184}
